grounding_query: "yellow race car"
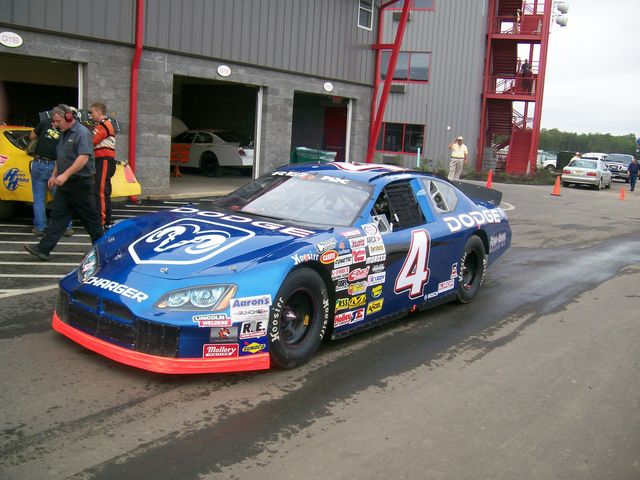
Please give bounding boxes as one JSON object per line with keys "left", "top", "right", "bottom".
{"left": 0, "top": 125, "right": 141, "bottom": 220}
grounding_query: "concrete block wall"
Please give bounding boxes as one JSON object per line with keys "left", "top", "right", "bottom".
{"left": 2, "top": 28, "right": 373, "bottom": 197}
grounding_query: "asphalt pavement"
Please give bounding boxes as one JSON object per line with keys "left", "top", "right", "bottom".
{"left": 0, "top": 176, "right": 639, "bottom": 480}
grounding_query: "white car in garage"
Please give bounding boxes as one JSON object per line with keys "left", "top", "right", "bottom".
{"left": 170, "top": 129, "right": 254, "bottom": 177}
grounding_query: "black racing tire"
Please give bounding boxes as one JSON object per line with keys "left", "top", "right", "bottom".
{"left": 200, "top": 152, "right": 220, "bottom": 177}
{"left": 0, "top": 200, "right": 15, "bottom": 220}
{"left": 269, "top": 268, "right": 329, "bottom": 369}
{"left": 456, "top": 236, "right": 487, "bottom": 304}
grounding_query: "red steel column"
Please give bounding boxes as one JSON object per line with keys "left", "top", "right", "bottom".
{"left": 366, "top": 0, "right": 412, "bottom": 163}
{"left": 128, "top": 0, "right": 145, "bottom": 173}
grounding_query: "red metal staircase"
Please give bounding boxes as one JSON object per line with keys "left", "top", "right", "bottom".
{"left": 478, "top": 0, "right": 553, "bottom": 174}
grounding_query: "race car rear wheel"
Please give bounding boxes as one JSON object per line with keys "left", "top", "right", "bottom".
{"left": 456, "top": 236, "right": 487, "bottom": 304}
{"left": 269, "top": 268, "right": 329, "bottom": 369}
{"left": 200, "top": 152, "right": 220, "bottom": 177}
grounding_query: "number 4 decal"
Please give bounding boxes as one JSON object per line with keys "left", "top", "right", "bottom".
{"left": 394, "top": 229, "right": 431, "bottom": 299}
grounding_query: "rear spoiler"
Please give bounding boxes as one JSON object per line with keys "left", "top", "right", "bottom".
{"left": 450, "top": 180, "right": 503, "bottom": 208}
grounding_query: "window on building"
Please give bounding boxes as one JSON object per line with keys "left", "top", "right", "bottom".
{"left": 380, "top": 51, "right": 430, "bottom": 82}
{"left": 376, "top": 123, "right": 424, "bottom": 154}
{"left": 392, "top": 0, "right": 435, "bottom": 10}
{"left": 358, "top": 0, "right": 374, "bottom": 30}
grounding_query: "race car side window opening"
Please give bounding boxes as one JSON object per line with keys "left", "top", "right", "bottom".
{"left": 174, "top": 131, "right": 196, "bottom": 143}
{"left": 213, "top": 173, "right": 373, "bottom": 227}
{"left": 372, "top": 181, "right": 425, "bottom": 232}
{"left": 419, "top": 178, "right": 458, "bottom": 214}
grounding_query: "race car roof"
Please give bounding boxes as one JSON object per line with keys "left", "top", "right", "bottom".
{"left": 274, "top": 161, "right": 425, "bottom": 184}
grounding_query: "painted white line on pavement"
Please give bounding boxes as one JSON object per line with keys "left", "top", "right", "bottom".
{"left": 0, "top": 251, "right": 85, "bottom": 255}
{"left": 0, "top": 274, "right": 64, "bottom": 278}
{"left": 0, "top": 232, "right": 89, "bottom": 237}
{"left": 500, "top": 202, "right": 516, "bottom": 211}
{"left": 0, "top": 261, "right": 77, "bottom": 266}
{"left": 0, "top": 241, "right": 89, "bottom": 246}
{"left": 0, "top": 284, "right": 58, "bottom": 299}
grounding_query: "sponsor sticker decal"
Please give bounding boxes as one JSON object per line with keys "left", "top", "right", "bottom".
{"left": 443, "top": 209, "right": 503, "bottom": 233}
{"left": 349, "top": 237, "right": 366, "bottom": 249}
{"left": 352, "top": 248, "right": 367, "bottom": 263}
{"left": 84, "top": 276, "right": 149, "bottom": 303}
{"left": 368, "top": 243, "right": 386, "bottom": 256}
{"left": 348, "top": 266, "right": 370, "bottom": 282}
{"left": 291, "top": 252, "right": 319, "bottom": 265}
{"left": 366, "top": 299, "right": 384, "bottom": 315}
{"left": 241, "top": 341, "right": 267, "bottom": 354}
{"left": 331, "top": 266, "right": 350, "bottom": 280}
{"left": 129, "top": 217, "right": 254, "bottom": 265}
{"left": 231, "top": 295, "right": 272, "bottom": 309}
{"left": 349, "top": 294, "right": 366, "bottom": 308}
{"left": 203, "top": 344, "right": 239, "bottom": 358}
{"left": 489, "top": 232, "right": 507, "bottom": 253}
{"left": 335, "top": 298, "right": 350, "bottom": 311}
{"left": 334, "top": 254, "right": 353, "bottom": 268}
{"left": 362, "top": 223, "right": 379, "bottom": 236}
{"left": 315, "top": 238, "right": 337, "bottom": 253}
{"left": 335, "top": 279, "right": 349, "bottom": 291}
{"left": 239, "top": 319, "right": 267, "bottom": 339}
{"left": 0, "top": 154, "right": 8, "bottom": 166}
{"left": 348, "top": 281, "right": 368, "bottom": 296}
{"left": 365, "top": 254, "right": 386, "bottom": 264}
{"left": 210, "top": 326, "right": 239, "bottom": 342}
{"left": 438, "top": 279, "right": 455, "bottom": 293}
{"left": 450, "top": 263, "right": 458, "bottom": 279}
{"left": 3, "top": 168, "right": 28, "bottom": 192}
{"left": 193, "top": 313, "right": 231, "bottom": 327}
{"left": 368, "top": 272, "right": 386, "bottom": 286}
{"left": 370, "top": 285, "right": 383, "bottom": 298}
{"left": 320, "top": 250, "right": 339, "bottom": 264}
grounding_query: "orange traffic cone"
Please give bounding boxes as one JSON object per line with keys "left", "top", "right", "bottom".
{"left": 619, "top": 187, "right": 625, "bottom": 201}
{"left": 486, "top": 170, "right": 493, "bottom": 189}
{"left": 550, "top": 176, "right": 561, "bottom": 196}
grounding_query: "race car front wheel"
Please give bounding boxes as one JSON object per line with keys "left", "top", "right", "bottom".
{"left": 456, "top": 236, "right": 487, "bottom": 304}
{"left": 269, "top": 268, "right": 329, "bottom": 369}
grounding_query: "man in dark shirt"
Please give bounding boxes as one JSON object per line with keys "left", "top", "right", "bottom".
{"left": 24, "top": 104, "right": 103, "bottom": 261}
{"left": 629, "top": 157, "right": 639, "bottom": 192}
{"left": 29, "top": 115, "right": 73, "bottom": 236}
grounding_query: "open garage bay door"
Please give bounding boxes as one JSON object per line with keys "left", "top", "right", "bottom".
{"left": 171, "top": 76, "right": 258, "bottom": 178}
{"left": 0, "top": 53, "right": 78, "bottom": 126}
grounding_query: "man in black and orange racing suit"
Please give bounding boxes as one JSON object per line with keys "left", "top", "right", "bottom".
{"left": 89, "top": 102, "right": 117, "bottom": 229}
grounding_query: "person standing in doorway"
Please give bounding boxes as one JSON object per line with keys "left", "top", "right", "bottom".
{"left": 24, "top": 104, "right": 103, "bottom": 261}
{"left": 628, "top": 157, "right": 639, "bottom": 191}
{"left": 448, "top": 136, "right": 468, "bottom": 181}
{"left": 29, "top": 115, "right": 73, "bottom": 237}
{"left": 90, "top": 102, "right": 117, "bottom": 229}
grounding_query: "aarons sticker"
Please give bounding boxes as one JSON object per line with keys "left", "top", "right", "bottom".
{"left": 128, "top": 218, "right": 255, "bottom": 265}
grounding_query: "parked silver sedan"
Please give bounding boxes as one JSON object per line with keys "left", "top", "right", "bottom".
{"left": 561, "top": 158, "right": 612, "bottom": 190}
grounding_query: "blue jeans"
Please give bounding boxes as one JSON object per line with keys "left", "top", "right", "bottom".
{"left": 30, "top": 160, "right": 71, "bottom": 232}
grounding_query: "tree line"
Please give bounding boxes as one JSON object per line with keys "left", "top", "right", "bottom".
{"left": 539, "top": 129, "right": 638, "bottom": 156}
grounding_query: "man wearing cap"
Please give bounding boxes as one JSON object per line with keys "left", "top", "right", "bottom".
{"left": 448, "top": 136, "right": 468, "bottom": 180}
{"left": 24, "top": 104, "right": 103, "bottom": 261}
{"left": 571, "top": 152, "right": 581, "bottom": 163}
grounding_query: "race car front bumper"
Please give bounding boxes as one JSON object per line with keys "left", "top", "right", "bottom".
{"left": 52, "top": 313, "right": 270, "bottom": 374}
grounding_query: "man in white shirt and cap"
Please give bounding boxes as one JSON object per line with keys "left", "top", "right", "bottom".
{"left": 448, "top": 136, "right": 468, "bottom": 180}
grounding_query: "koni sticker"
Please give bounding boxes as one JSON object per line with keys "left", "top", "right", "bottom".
{"left": 366, "top": 299, "right": 384, "bottom": 315}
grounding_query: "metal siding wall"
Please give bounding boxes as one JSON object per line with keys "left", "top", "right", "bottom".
{"left": 0, "top": 0, "right": 134, "bottom": 43}
{"left": 140, "top": 0, "right": 374, "bottom": 85}
{"left": 380, "top": 0, "right": 487, "bottom": 165}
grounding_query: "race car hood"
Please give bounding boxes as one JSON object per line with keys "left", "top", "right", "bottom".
{"left": 96, "top": 207, "right": 323, "bottom": 280}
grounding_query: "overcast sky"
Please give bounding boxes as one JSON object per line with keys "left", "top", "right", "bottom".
{"left": 541, "top": 0, "right": 640, "bottom": 136}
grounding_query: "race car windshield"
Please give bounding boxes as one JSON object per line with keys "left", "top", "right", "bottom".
{"left": 214, "top": 173, "right": 373, "bottom": 227}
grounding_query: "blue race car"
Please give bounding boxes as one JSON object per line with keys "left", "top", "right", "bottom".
{"left": 53, "top": 162, "right": 511, "bottom": 374}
